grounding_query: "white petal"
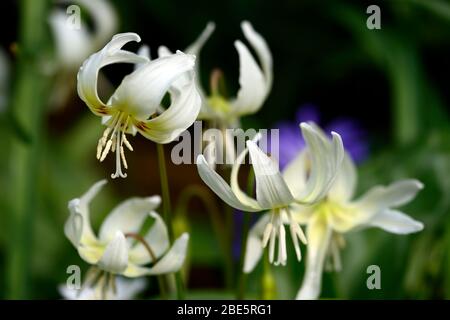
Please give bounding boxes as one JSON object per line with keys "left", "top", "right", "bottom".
{"left": 294, "top": 123, "right": 344, "bottom": 204}
{"left": 196, "top": 155, "right": 261, "bottom": 212}
{"left": 296, "top": 214, "right": 331, "bottom": 300}
{"left": 231, "top": 40, "right": 267, "bottom": 116}
{"left": 64, "top": 201, "right": 83, "bottom": 247}
{"left": 77, "top": 33, "right": 148, "bottom": 116}
{"left": 134, "top": 45, "right": 151, "bottom": 70}
{"left": 133, "top": 69, "right": 201, "bottom": 143}
{"left": 110, "top": 51, "right": 195, "bottom": 120}
{"left": 247, "top": 140, "right": 294, "bottom": 208}
{"left": 76, "top": 0, "right": 118, "bottom": 46}
{"left": 240, "top": 21, "right": 272, "bottom": 90}
{"left": 69, "top": 179, "right": 107, "bottom": 245}
{"left": 99, "top": 196, "right": 161, "bottom": 242}
{"left": 282, "top": 151, "right": 308, "bottom": 199}
{"left": 97, "top": 231, "right": 129, "bottom": 274}
{"left": 328, "top": 152, "right": 357, "bottom": 202}
{"left": 243, "top": 214, "right": 271, "bottom": 273}
{"left": 115, "top": 277, "right": 147, "bottom": 300}
{"left": 366, "top": 209, "right": 424, "bottom": 234}
{"left": 124, "top": 233, "right": 189, "bottom": 277}
{"left": 186, "top": 22, "right": 216, "bottom": 118}
{"left": 353, "top": 179, "right": 423, "bottom": 223}
{"left": 129, "top": 211, "right": 170, "bottom": 264}
{"left": 230, "top": 139, "right": 263, "bottom": 209}
{"left": 49, "top": 9, "right": 91, "bottom": 68}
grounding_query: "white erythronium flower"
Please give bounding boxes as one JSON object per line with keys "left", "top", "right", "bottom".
{"left": 59, "top": 277, "right": 147, "bottom": 300}
{"left": 48, "top": 0, "right": 117, "bottom": 108}
{"left": 187, "top": 21, "right": 272, "bottom": 124}
{"left": 179, "top": 21, "right": 272, "bottom": 168}
{"left": 49, "top": 0, "right": 117, "bottom": 70}
{"left": 64, "top": 180, "right": 189, "bottom": 297}
{"left": 285, "top": 126, "right": 424, "bottom": 300}
{"left": 197, "top": 122, "right": 344, "bottom": 266}
{"left": 77, "top": 33, "right": 201, "bottom": 178}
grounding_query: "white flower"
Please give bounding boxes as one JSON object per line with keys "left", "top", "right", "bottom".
{"left": 280, "top": 125, "right": 424, "bottom": 300}
{"left": 77, "top": 33, "right": 201, "bottom": 178}
{"left": 64, "top": 180, "right": 189, "bottom": 281}
{"left": 197, "top": 122, "right": 344, "bottom": 267}
{"left": 59, "top": 277, "right": 147, "bottom": 300}
{"left": 187, "top": 21, "right": 272, "bottom": 123}
{"left": 49, "top": 0, "right": 117, "bottom": 69}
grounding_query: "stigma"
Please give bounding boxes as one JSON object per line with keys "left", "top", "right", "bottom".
{"left": 96, "top": 112, "right": 134, "bottom": 179}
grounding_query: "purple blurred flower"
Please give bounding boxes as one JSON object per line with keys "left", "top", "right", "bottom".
{"left": 273, "top": 104, "right": 369, "bottom": 168}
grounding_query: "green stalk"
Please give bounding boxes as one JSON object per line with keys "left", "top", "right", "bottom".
{"left": 6, "top": 0, "right": 51, "bottom": 299}
{"left": 156, "top": 143, "right": 184, "bottom": 299}
{"left": 236, "top": 169, "right": 255, "bottom": 299}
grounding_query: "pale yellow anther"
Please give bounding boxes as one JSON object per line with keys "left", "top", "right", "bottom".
{"left": 100, "top": 140, "right": 112, "bottom": 162}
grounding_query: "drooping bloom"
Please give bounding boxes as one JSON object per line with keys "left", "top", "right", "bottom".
{"left": 182, "top": 21, "right": 272, "bottom": 168}
{"left": 49, "top": 0, "right": 117, "bottom": 108}
{"left": 59, "top": 277, "right": 146, "bottom": 300}
{"left": 77, "top": 33, "right": 201, "bottom": 178}
{"left": 273, "top": 104, "right": 369, "bottom": 168}
{"left": 247, "top": 124, "right": 423, "bottom": 299}
{"left": 64, "top": 180, "right": 189, "bottom": 297}
{"left": 197, "top": 122, "right": 344, "bottom": 266}
{"left": 187, "top": 21, "right": 272, "bottom": 125}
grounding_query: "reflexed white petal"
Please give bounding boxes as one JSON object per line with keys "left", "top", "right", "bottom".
{"left": 243, "top": 214, "right": 271, "bottom": 273}
{"left": 230, "top": 139, "right": 262, "bottom": 209}
{"left": 247, "top": 141, "right": 294, "bottom": 208}
{"left": 129, "top": 212, "right": 170, "bottom": 265}
{"left": 328, "top": 153, "right": 357, "bottom": 203}
{"left": 64, "top": 202, "right": 83, "bottom": 247}
{"left": 294, "top": 123, "right": 344, "bottom": 204}
{"left": 77, "top": 33, "right": 148, "bottom": 116}
{"left": 99, "top": 196, "right": 161, "bottom": 242}
{"left": 110, "top": 51, "right": 195, "bottom": 120}
{"left": 366, "top": 209, "right": 424, "bottom": 234}
{"left": 124, "top": 233, "right": 189, "bottom": 277}
{"left": 133, "top": 71, "right": 201, "bottom": 143}
{"left": 97, "top": 231, "right": 129, "bottom": 274}
{"left": 186, "top": 22, "right": 216, "bottom": 118}
{"left": 231, "top": 40, "right": 267, "bottom": 116}
{"left": 241, "top": 21, "right": 272, "bottom": 90}
{"left": 296, "top": 214, "right": 331, "bottom": 300}
{"left": 353, "top": 179, "right": 423, "bottom": 223}
{"left": 197, "top": 155, "right": 261, "bottom": 212}
{"left": 73, "top": 179, "right": 107, "bottom": 245}
{"left": 282, "top": 151, "right": 308, "bottom": 199}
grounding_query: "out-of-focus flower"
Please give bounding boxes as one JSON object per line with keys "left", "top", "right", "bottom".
{"left": 64, "top": 180, "right": 189, "bottom": 294}
{"left": 49, "top": 0, "right": 117, "bottom": 108}
{"left": 187, "top": 21, "right": 272, "bottom": 126}
{"left": 278, "top": 125, "right": 423, "bottom": 300}
{"left": 180, "top": 21, "right": 272, "bottom": 168}
{"left": 197, "top": 123, "right": 344, "bottom": 267}
{"left": 77, "top": 33, "right": 201, "bottom": 178}
{"left": 59, "top": 277, "right": 146, "bottom": 300}
{"left": 274, "top": 104, "right": 369, "bottom": 168}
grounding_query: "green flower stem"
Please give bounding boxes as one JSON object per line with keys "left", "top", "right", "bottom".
{"left": 6, "top": 0, "right": 51, "bottom": 299}
{"left": 175, "top": 185, "right": 230, "bottom": 276}
{"left": 156, "top": 143, "right": 184, "bottom": 299}
{"left": 236, "top": 169, "right": 255, "bottom": 299}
